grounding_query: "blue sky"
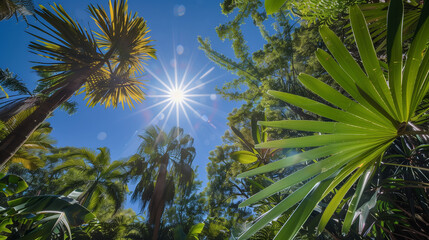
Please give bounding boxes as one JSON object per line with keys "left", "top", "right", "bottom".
{"left": 0, "top": 0, "right": 267, "bottom": 212}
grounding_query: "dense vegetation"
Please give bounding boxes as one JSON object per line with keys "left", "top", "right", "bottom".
{"left": 0, "top": 0, "right": 428, "bottom": 239}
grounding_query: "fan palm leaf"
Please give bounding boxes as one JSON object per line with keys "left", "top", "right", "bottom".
{"left": 238, "top": 1, "right": 429, "bottom": 239}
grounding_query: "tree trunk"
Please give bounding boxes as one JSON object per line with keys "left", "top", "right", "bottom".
{"left": 77, "top": 181, "right": 98, "bottom": 208}
{"left": 151, "top": 197, "right": 166, "bottom": 240}
{"left": 0, "top": 66, "right": 100, "bottom": 169}
{"left": 150, "top": 154, "right": 169, "bottom": 240}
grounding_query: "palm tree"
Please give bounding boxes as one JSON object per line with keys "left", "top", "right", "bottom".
{"left": 0, "top": 0, "right": 156, "bottom": 168}
{"left": 130, "top": 126, "right": 196, "bottom": 240}
{"left": 54, "top": 147, "right": 129, "bottom": 214}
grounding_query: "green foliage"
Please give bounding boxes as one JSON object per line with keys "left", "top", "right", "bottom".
{"left": 264, "top": 0, "right": 286, "bottom": 15}
{"left": 199, "top": 0, "right": 324, "bottom": 130}
{"left": 263, "top": 0, "right": 367, "bottom": 24}
{"left": 0, "top": 173, "right": 27, "bottom": 197}
{"left": 163, "top": 181, "right": 205, "bottom": 236}
{"left": 203, "top": 141, "right": 252, "bottom": 238}
{"left": 0, "top": 173, "right": 96, "bottom": 239}
{"left": 0, "top": 0, "right": 157, "bottom": 170}
{"left": 238, "top": 1, "right": 429, "bottom": 239}
{"left": 230, "top": 116, "right": 280, "bottom": 166}
{"left": 0, "top": 68, "right": 31, "bottom": 98}
{"left": 357, "top": 1, "right": 424, "bottom": 53}
{"left": 53, "top": 147, "right": 129, "bottom": 214}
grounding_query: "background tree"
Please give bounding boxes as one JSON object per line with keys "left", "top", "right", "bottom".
{"left": 162, "top": 181, "right": 205, "bottom": 237}
{"left": 53, "top": 147, "right": 129, "bottom": 215}
{"left": 130, "top": 126, "right": 197, "bottom": 240}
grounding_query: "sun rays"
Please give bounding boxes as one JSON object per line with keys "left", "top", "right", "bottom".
{"left": 139, "top": 55, "right": 221, "bottom": 134}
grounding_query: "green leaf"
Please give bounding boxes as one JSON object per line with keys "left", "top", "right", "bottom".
{"left": 256, "top": 133, "right": 390, "bottom": 149}
{"left": 413, "top": 0, "right": 429, "bottom": 37}
{"left": 259, "top": 120, "right": 383, "bottom": 134}
{"left": 235, "top": 0, "right": 428, "bottom": 238}
{"left": 230, "top": 151, "right": 258, "bottom": 164}
{"left": 402, "top": 0, "right": 429, "bottom": 118}
{"left": 231, "top": 126, "right": 254, "bottom": 152}
{"left": 411, "top": 42, "right": 429, "bottom": 114}
{"left": 298, "top": 73, "right": 393, "bottom": 128}
{"left": 20, "top": 212, "right": 71, "bottom": 240}
{"left": 240, "top": 146, "right": 371, "bottom": 207}
{"left": 8, "top": 195, "right": 96, "bottom": 226}
{"left": 268, "top": 90, "right": 395, "bottom": 131}
{"left": 342, "top": 165, "right": 375, "bottom": 234}
{"left": 187, "top": 223, "right": 205, "bottom": 240}
{"left": 316, "top": 148, "right": 383, "bottom": 235}
{"left": 265, "top": 0, "right": 287, "bottom": 15}
{"left": 387, "top": 0, "right": 404, "bottom": 120}
{"left": 238, "top": 167, "right": 338, "bottom": 240}
{"left": 0, "top": 218, "right": 12, "bottom": 235}
{"left": 315, "top": 49, "right": 396, "bottom": 127}
{"left": 350, "top": 5, "right": 397, "bottom": 119}
{"left": 238, "top": 141, "right": 375, "bottom": 178}
{"left": 251, "top": 116, "right": 261, "bottom": 144}
{"left": 0, "top": 174, "right": 28, "bottom": 197}
{"left": 319, "top": 26, "right": 392, "bottom": 116}
{"left": 273, "top": 178, "right": 334, "bottom": 240}
{"left": 67, "top": 189, "right": 84, "bottom": 200}
{"left": 356, "top": 190, "right": 378, "bottom": 234}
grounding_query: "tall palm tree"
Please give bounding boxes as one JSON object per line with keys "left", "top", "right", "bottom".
{"left": 0, "top": 0, "right": 156, "bottom": 167}
{"left": 54, "top": 147, "right": 129, "bottom": 214}
{"left": 130, "top": 126, "right": 196, "bottom": 240}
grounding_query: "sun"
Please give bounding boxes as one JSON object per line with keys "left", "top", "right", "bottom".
{"left": 139, "top": 56, "right": 220, "bottom": 133}
{"left": 169, "top": 88, "right": 186, "bottom": 103}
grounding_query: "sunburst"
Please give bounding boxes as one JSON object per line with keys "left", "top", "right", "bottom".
{"left": 138, "top": 55, "right": 220, "bottom": 134}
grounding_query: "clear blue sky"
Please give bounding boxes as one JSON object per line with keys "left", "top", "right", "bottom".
{"left": 0, "top": 0, "right": 267, "bottom": 212}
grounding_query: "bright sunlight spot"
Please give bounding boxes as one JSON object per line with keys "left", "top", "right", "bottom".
{"left": 169, "top": 88, "right": 186, "bottom": 103}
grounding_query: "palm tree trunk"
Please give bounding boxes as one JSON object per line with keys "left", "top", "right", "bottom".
{"left": 77, "top": 181, "right": 98, "bottom": 208}
{"left": 0, "top": 65, "right": 101, "bottom": 169}
{"left": 151, "top": 197, "right": 166, "bottom": 240}
{"left": 150, "top": 154, "right": 169, "bottom": 240}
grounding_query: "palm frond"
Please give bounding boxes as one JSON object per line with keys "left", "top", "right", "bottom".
{"left": 0, "top": 68, "right": 31, "bottom": 96}
{"left": 89, "top": 0, "right": 156, "bottom": 74}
